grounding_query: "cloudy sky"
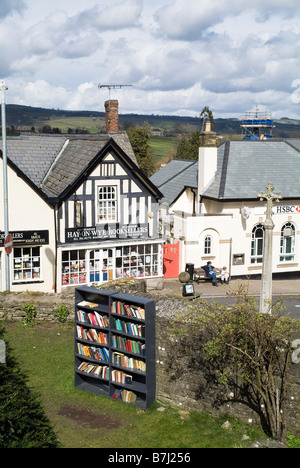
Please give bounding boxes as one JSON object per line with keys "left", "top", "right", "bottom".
{"left": 1, "top": 0, "right": 300, "bottom": 118}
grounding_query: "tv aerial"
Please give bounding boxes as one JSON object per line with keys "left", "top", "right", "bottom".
{"left": 98, "top": 84, "right": 132, "bottom": 101}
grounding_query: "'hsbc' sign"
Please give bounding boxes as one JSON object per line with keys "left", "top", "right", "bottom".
{"left": 275, "top": 205, "right": 300, "bottom": 214}
{"left": 255, "top": 204, "right": 300, "bottom": 215}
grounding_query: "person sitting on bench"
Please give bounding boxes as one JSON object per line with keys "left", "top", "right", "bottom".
{"left": 201, "top": 261, "right": 218, "bottom": 287}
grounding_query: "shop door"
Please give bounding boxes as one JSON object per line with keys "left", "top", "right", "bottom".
{"left": 163, "top": 242, "right": 179, "bottom": 279}
{"left": 102, "top": 249, "right": 114, "bottom": 282}
{"left": 89, "top": 249, "right": 115, "bottom": 284}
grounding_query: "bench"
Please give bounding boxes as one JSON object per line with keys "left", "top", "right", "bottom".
{"left": 193, "top": 268, "right": 221, "bottom": 284}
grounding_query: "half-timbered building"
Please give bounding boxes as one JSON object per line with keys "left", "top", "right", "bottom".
{"left": 0, "top": 130, "right": 163, "bottom": 293}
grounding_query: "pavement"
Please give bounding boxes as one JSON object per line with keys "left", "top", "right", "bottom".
{"left": 153, "top": 275, "right": 300, "bottom": 299}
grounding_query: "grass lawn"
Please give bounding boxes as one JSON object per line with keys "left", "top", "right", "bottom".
{"left": 4, "top": 322, "right": 266, "bottom": 449}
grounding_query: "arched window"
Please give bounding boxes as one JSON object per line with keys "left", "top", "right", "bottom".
{"left": 204, "top": 236, "right": 212, "bottom": 255}
{"left": 251, "top": 224, "right": 264, "bottom": 264}
{"left": 280, "top": 222, "right": 295, "bottom": 262}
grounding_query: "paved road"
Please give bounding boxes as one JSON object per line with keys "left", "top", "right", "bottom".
{"left": 201, "top": 294, "right": 300, "bottom": 319}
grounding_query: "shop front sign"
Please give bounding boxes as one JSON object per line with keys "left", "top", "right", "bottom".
{"left": 65, "top": 224, "right": 149, "bottom": 243}
{"left": 0, "top": 230, "right": 49, "bottom": 247}
{"left": 255, "top": 204, "right": 300, "bottom": 215}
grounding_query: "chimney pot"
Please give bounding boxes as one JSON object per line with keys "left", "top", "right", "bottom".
{"left": 205, "top": 121, "right": 211, "bottom": 132}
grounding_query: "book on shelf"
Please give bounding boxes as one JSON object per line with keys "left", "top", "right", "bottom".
{"left": 77, "top": 343, "right": 109, "bottom": 362}
{"left": 77, "top": 300, "right": 99, "bottom": 309}
{"left": 78, "top": 362, "right": 109, "bottom": 379}
{"left": 112, "top": 352, "right": 146, "bottom": 372}
{"left": 111, "top": 301, "right": 145, "bottom": 320}
{"left": 111, "top": 369, "right": 133, "bottom": 385}
{"left": 76, "top": 326, "right": 108, "bottom": 344}
{"left": 77, "top": 310, "right": 109, "bottom": 328}
{"left": 111, "top": 335, "right": 146, "bottom": 356}
{"left": 111, "top": 389, "right": 137, "bottom": 403}
{"left": 112, "top": 318, "right": 145, "bottom": 338}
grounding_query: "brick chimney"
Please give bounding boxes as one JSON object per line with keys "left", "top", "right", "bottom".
{"left": 105, "top": 100, "right": 119, "bottom": 133}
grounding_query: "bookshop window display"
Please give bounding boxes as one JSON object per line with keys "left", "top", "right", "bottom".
{"left": 13, "top": 247, "right": 41, "bottom": 283}
{"left": 62, "top": 243, "right": 163, "bottom": 286}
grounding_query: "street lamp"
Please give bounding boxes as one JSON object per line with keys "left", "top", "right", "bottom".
{"left": 258, "top": 182, "right": 282, "bottom": 314}
{"left": 0, "top": 80, "right": 10, "bottom": 291}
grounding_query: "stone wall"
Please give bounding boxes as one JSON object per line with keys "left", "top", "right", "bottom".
{"left": 0, "top": 283, "right": 299, "bottom": 435}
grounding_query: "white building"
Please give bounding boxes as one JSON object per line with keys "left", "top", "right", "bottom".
{"left": 151, "top": 126, "right": 300, "bottom": 278}
{"left": 0, "top": 105, "right": 164, "bottom": 293}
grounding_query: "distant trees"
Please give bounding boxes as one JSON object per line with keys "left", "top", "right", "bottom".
{"left": 127, "top": 123, "right": 155, "bottom": 177}
{"left": 200, "top": 106, "right": 215, "bottom": 130}
{"left": 175, "top": 130, "right": 201, "bottom": 160}
{"left": 176, "top": 106, "right": 215, "bottom": 159}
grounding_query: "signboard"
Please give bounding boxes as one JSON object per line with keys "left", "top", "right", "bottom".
{"left": 255, "top": 204, "right": 300, "bottom": 215}
{"left": 4, "top": 234, "right": 13, "bottom": 255}
{"left": 65, "top": 224, "right": 149, "bottom": 244}
{"left": 0, "top": 231, "right": 49, "bottom": 247}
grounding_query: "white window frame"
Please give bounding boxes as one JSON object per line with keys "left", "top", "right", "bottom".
{"left": 204, "top": 236, "right": 212, "bottom": 255}
{"left": 251, "top": 224, "right": 264, "bottom": 264}
{"left": 13, "top": 246, "right": 42, "bottom": 283}
{"left": 280, "top": 222, "right": 296, "bottom": 262}
{"left": 97, "top": 185, "right": 118, "bottom": 224}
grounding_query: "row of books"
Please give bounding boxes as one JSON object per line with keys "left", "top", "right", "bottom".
{"left": 112, "top": 389, "right": 137, "bottom": 404}
{"left": 112, "top": 318, "right": 145, "bottom": 338}
{"left": 77, "top": 310, "right": 109, "bottom": 329}
{"left": 77, "top": 343, "right": 109, "bottom": 362}
{"left": 111, "top": 369, "right": 133, "bottom": 385}
{"left": 111, "top": 301, "right": 145, "bottom": 321}
{"left": 111, "top": 335, "right": 146, "bottom": 356}
{"left": 112, "top": 352, "right": 146, "bottom": 372}
{"left": 77, "top": 326, "right": 108, "bottom": 344}
{"left": 78, "top": 362, "right": 109, "bottom": 379}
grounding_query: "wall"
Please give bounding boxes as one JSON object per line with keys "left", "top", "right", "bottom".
{"left": 0, "top": 287, "right": 299, "bottom": 434}
{"left": 0, "top": 161, "right": 56, "bottom": 293}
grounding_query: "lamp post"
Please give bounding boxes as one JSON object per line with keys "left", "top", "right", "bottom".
{"left": 258, "top": 182, "right": 282, "bottom": 314}
{"left": 0, "top": 80, "right": 10, "bottom": 291}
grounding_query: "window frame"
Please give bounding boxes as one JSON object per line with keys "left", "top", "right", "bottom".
{"left": 13, "top": 246, "right": 42, "bottom": 283}
{"left": 280, "top": 222, "right": 296, "bottom": 262}
{"left": 251, "top": 224, "right": 264, "bottom": 264}
{"left": 97, "top": 185, "right": 118, "bottom": 224}
{"left": 204, "top": 235, "right": 212, "bottom": 255}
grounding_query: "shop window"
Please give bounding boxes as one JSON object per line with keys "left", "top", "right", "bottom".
{"left": 97, "top": 186, "right": 118, "bottom": 223}
{"left": 62, "top": 250, "right": 87, "bottom": 286}
{"left": 280, "top": 222, "right": 295, "bottom": 262}
{"left": 61, "top": 244, "right": 163, "bottom": 287}
{"left": 204, "top": 236, "right": 212, "bottom": 255}
{"left": 13, "top": 247, "right": 41, "bottom": 282}
{"left": 251, "top": 224, "right": 264, "bottom": 264}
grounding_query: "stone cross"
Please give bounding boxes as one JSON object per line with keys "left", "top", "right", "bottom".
{"left": 257, "top": 182, "right": 283, "bottom": 314}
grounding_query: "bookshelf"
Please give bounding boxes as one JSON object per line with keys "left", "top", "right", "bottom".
{"left": 74, "top": 286, "right": 156, "bottom": 410}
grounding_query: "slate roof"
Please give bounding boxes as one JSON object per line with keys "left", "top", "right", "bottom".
{"left": 1, "top": 133, "right": 141, "bottom": 201}
{"left": 150, "top": 159, "right": 198, "bottom": 206}
{"left": 203, "top": 140, "right": 300, "bottom": 200}
{"left": 151, "top": 139, "right": 300, "bottom": 206}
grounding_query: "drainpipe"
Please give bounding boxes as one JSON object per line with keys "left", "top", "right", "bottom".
{"left": 0, "top": 81, "right": 10, "bottom": 291}
{"left": 191, "top": 189, "right": 197, "bottom": 216}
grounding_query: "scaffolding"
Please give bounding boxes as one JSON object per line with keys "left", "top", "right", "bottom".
{"left": 241, "top": 109, "right": 275, "bottom": 140}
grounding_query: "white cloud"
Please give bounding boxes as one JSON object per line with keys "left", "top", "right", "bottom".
{"left": 0, "top": 0, "right": 26, "bottom": 19}
{"left": 1, "top": 0, "right": 300, "bottom": 119}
